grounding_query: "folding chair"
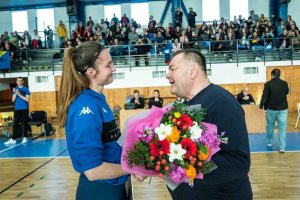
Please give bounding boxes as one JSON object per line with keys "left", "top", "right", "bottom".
{"left": 28, "top": 111, "right": 47, "bottom": 136}
{"left": 295, "top": 103, "right": 300, "bottom": 128}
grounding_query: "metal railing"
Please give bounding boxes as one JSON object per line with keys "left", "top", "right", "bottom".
{"left": 1, "top": 37, "right": 300, "bottom": 74}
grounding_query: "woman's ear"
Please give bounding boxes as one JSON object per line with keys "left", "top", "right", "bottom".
{"left": 85, "top": 68, "right": 97, "bottom": 79}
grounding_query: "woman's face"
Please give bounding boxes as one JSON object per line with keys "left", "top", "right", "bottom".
{"left": 153, "top": 91, "right": 159, "bottom": 98}
{"left": 92, "top": 49, "right": 116, "bottom": 86}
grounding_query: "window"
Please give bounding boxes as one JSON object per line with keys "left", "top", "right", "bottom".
{"left": 12, "top": 11, "right": 28, "bottom": 33}
{"left": 244, "top": 67, "right": 258, "bottom": 74}
{"left": 230, "top": 0, "right": 248, "bottom": 20}
{"left": 131, "top": 3, "right": 149, "bottom": 27}
{"left": 152, "top": 71, "right": 166, "bottom": 78}
{"left": 202, "top": 0, "right": 220, "bottom": 21}
{"left": 37, "top": 8, "right": 55, "bottom": 42}
{"left": 104, "top": 5, "right": 121, "bottom": 23}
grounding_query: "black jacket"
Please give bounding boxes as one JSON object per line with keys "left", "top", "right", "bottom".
{"left": 130, "top": 97, "right": 144, "bottom": 109}
{"left": 259, "top": 77, "right": 289, "bottom": 110}
{"left": 237, "top": 92, "right": 255, "bottom": 105}
{"left": 148, "top": 97, "right": 163, "bottom": 108}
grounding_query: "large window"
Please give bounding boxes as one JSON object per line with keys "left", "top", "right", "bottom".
{"left": 230, "top": 0, "right": 248, "bottom": 20}
{"left": 202, "top": 0, "right": 220, "bottom": 22}
{"left": 131, "top": 3, "right": 149, "bottom": 27}
{"left": 104, "top": 5, "right": 121, "bottom": 23}
{"left": 12, "top": 11, "right": 28, "bottom": 33}
{"left": 37, "top": 8, "right": 55, "bottom": 41}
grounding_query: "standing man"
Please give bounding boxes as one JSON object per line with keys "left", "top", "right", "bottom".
{"left": 259, "top": 69, "right": 289, "bottom": 152}
{"left": 187, "top": 7, "right": 197, "bottom": 28}
{"left": 44, "top": 25, "right": 54, "bottom": 49}
{"left": 166, "top": 49, "right": 252, "bottom": 199}
{"left": 56, "top": 20, "right": 68, "bottom": 48}
{"left": 5, "top": 77, "right": 30, "bottom": 145}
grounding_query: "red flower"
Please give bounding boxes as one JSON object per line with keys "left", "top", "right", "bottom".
{"left": 177, "top": 114, "right": 193, "bottom": 129}
{"left": 181, "top": 138, "right": 197, "bottom": 159}
{"left": 150, "top": 139, "right": 170, "bottom": 157}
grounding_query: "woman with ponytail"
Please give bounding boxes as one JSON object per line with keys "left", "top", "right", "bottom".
{"left": 57, "top": 41, "right": 141, "bottom": 199}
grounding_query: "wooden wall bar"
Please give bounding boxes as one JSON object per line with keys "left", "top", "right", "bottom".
{"left": 29, "top": 91, "right": 57, "bottom": 118}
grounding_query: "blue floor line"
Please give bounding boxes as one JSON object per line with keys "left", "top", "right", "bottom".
{"left": 0, "top": 132, "right": 299, "bottom": 158}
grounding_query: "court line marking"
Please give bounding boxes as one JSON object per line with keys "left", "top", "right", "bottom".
{"left": 0, "top": 149, "right": 67, "bottom": 195}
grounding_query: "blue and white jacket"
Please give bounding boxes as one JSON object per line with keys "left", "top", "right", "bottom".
{"left": 65, "top": 89, "right": 128, "bottom": 185}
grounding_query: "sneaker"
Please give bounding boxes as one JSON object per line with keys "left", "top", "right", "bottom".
{"left": 267, "top": 144, "right": 272, "bottom": 147}
{"left": 4, "top": 139, "right": 16, "bottom": 145}
{"left": 22, "top": 137, "right": 27, "bottom": 144}
{"left": 279, "top": 150, "right": 285, "bottom": 153}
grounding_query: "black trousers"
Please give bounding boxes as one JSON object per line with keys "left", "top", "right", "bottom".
{"left": 13, "top": 109, "right": 29, "bottom": 140}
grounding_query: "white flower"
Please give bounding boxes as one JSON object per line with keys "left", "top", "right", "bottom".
{"left": 189, "top": 122, "right": 202, "bottom": 141}
{"left": 168, "top": 143, "right": 187, "bottom": 162}
{"left": 154, "top": 124, "right": 172, "bottom": 141}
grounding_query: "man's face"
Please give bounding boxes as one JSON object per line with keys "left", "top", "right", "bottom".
{"left": 16, "top": 78, "right": 24, "bottom": 87}
{"left": 166, "top": 54, "right": 190, "bottom": 98}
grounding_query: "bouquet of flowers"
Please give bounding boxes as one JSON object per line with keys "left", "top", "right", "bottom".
{"left": 120, "top": 99, "right": 228, "bottom": 187}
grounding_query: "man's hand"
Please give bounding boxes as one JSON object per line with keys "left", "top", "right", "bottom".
{"left": 133, "top": 174, "right": 147, "bottom": 182}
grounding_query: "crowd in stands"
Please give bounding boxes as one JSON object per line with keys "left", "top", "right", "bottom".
{"left": 1, "top": 8, "right": 300, "bottom": 65}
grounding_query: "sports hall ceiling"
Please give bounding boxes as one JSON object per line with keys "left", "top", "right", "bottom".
{"left": 0, "top": 0, "right": 162, "bottom": 10}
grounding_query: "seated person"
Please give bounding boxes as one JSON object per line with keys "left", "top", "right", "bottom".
{"left": 130, "top": 90, "right": 144, "bottom": 109}
{"left": 148, "top": 89, "right": 164, "bottom": 108}
{"left": 237, "top": 87, "right": 256, "bottom": 105}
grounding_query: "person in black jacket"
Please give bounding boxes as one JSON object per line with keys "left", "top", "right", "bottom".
{"left": 148, "top": 89, "right": 164, "bottom": 108}
{"left": 166, "top": 49, "right": 252, "bottom": 200}
{"left": 237, "top": 87, "right": 256, "bottom": 105}
{"left": 259, "top": 68, "right": 289, "bottom": 152}
{"left": 187, "top": 8, "right": 197, "bottom": 28}
{"left": 130, "top": 89, "right": 144, "bottom": 109}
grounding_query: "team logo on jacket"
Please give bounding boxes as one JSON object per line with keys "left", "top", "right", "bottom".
{"left": 79, "top": 107, "right": 94, "bottom": 116}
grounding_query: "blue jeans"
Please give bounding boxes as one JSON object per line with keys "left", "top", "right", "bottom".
{"left": 266, "top": 109, "right": 288, "bottom": 150}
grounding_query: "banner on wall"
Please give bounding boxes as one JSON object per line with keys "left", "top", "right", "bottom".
{"left": 0, "top": 51, "right": 11, "bottom": 71}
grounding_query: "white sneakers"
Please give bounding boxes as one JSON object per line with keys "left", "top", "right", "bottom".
{"left": 4, "top": 139, "right": 16, "bottom": 145}
{"left": 4, "top": 137, "right": 28, "bottom": 145}
{"left": 22, "top": 137, "right": 27, "bottom": 144}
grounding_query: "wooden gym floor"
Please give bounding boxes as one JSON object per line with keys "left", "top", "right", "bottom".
{"left": 0, "top": 113, "right": 299, "bottom": 200}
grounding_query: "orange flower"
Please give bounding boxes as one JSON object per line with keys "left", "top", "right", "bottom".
{"left": 198, "top": 145, "right": 210, "bottom": 161}
{"left": 185, "top": 165, "right": 196, "bottom": 180}
{"left": 168, "top": 126, "right": 180, "bottom": 143}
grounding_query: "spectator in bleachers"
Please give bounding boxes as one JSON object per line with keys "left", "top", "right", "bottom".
{"left": 224, "top": 31, "right": 236, "bottom": 62}
{"left": 135, "top": 24, "right": 143, "bottom": 35}
{"left": 248, "top": 10, "right": 259, "bottom": 27}
{"left": 213, "top": 34, "right": 226, "bottom": 55}
{"left": 22, "top": 31, "right": 31, "bottom": 49}
{"left": 277, "top": 20, "right": 286, "bottom": 37}
{"left": 130, "top": 18, "right": 138, "bottom": 29}
{"left": 262, "top": 27, "right": 274, "bottom": 48}
{"left": 121, "top": 13, "right": 129, "bottom": 27}
{"left": 97, "top": 34, "right": 106, "bottom": 46}
{"left": 44, "top": 25, "right": 54, "bottom": 49}
{"left": 110, "top": 38, "right": 124, "bottom": 62}
{"left": 154, "top": 31, "right": 165, "bottom": 54}
{"left": 179, "top": 30, "right": 187, "bottom": 43}
{"left": 111, "top": 13, "right": 120, "bottom": 25}
{"left": 56, "top": 20, "right": 68, "bottom": 48}
{"left": 182, "top": 37, "right": 190, "bottom": 49}
{"left": 212, "top": 19, "right": 219, "bottom": 31}
{"left": 148, "top": 15, "right": 156, "bottom": 33}
{"left": 185, "top": 25, "right": 193, "bottom": 40}
{"left": 164, "top": 28, "right": 173, "bottom": 42}
{"left": 31, "top": 29, "right": 42, "bottom": 49}
{"left": 173, "top": 26, "right": 181, "bottom": 40}
{"left": 119, "top": 30, "right": 128, "bottom": 44}
{"left": 100, "top": 19, "right": 108, "bottom": 34}
{"left": 134, "top": 38, "right": 150, "bottom": 66}
{"left": 172, "top": 38, "right": 181, "bottom": 53}
{"left": 19, "top": 39, "right": 31, "bottom": 64}
{"left": 174, "top": 8, "right": 183, "bottom": 27}
{"left": 1, "top": 31, "right": 10, "bottom": 41}
{"left": 278, "top": 29, "right": 291, "bottom": 60}
{"left": 187, "top": 7, "right": 197, "bottom": 28}
{"left": 9, "top": 32, "right": 18, "bottom": 49}
{"left": 250, "top": 31, "right": 264, "bottom": 61}
{"left": 286, "top": 15, "right": 297, "bottom": 30}
{"left": 219, "top": 17, "right": 228, "bottom": 30}
{"left": 155, "top": 22, "right": 165, "bottom": 36}
{"left": 259, "top": 14, "right": 269, "bottom": 26}
{"left": 106, "top": 30, "right": 115, "bottom": 46}
{"left": 3, "top": 41, "right": 16, "bottom": 61}
{"left": 238, "top": 28, "right": 249, "bottom": 50}
{"left": 86, "top": 16, "right": 94, "bottom": 27}
{"left": 208, "top": 25, "right": 216, "bottom": 40}
{"left": 128, "top": 27, "right": 139, "bottom": 44}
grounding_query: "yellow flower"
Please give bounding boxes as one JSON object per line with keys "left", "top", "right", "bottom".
{"left": 198, "top": 145, "right": 210, "bottom": 161}
{"left": 174, "top": 112, "right": 181, "bottom": 118}
{"left": 185, "top": 165, "right": 197, "bottom": 180}
{"left": 168, "top": 126, "right": 180, "bottom": 143}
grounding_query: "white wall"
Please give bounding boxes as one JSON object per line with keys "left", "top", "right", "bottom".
{"left": 220, "top": 0, "right": 230, "bottom": 20}
{"left": 0, "top": 11, "right": 12, "bottom": 33}
{"left": 27, "top": 72, "right": 56, "bottom": 92}
{"left": 248, "top": 0, "right": 270, "bottom": 16}
{"left": 84, "top": 5, "right": 104, "bottom": 25}
{"left": 288, "top": 0, "right": 300, "bottom": 25}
